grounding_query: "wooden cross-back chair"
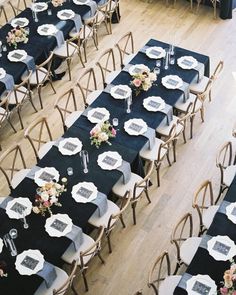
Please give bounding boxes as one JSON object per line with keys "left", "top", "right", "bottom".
{"left": 0, "top": 144, "right": 30, "bottom": 190}
{"left": 76, "top": 67, "right": 102, "bottom": 107}
{"left": 216, "top": 141, "right": 236, "bottom": 203}
{"left": 96, "top": 0, "right": 111, "bottom": 36}
{"left": 9, "top": 0, "right": 27, "bottom": 16}
{"left": 196, "top": 0, "right": 219, "bottom": 18}
{"left": 54, "top": 87, "right": 83, "bottom": 132}
{"left": 24, "top": 116, "right": 54, "bottom": 160}
{"left": 115, "top": 31, "right": 135, "bottom": 67}
{"left": 0, "top": 2, "right": 8, "bottom": 26}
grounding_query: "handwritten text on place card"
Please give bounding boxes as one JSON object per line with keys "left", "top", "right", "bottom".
{"left": 212, "top": 241, "right": 230, "bottom": 256}
{"left": 114, "top": 88, "right": 127, "bottom": 97}
{"left": 147, "top": 100, "right": 161, "bottom": 109}
{"left": 11, "top": 202, "right": 27, "bottom": 214}
{"left": 77, "top": 187, "right": 93, "bottom": 199}
{"left": 39, "top": 171, "right": 54, "bottom": 182}
{"left": 102, "top": 156, "right": 118, "bottom": 167}
{"left": 21, "top": 256, "right": 39, "bottom": 270}
{"left": 129, "top": 122, "right": 143, "bottom": 133}
{"left": 192, "top": 281, "right": 211, "bottom": 295}
{"left": 63, "top": 141, "right": 77, "bottom": 152}
{"left": 51, "top": 218, "right": 67, "bottom": 232}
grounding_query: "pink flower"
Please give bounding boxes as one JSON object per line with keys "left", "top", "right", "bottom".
{"left": 133, "top": 78, "right": 142, "bottom": 87}
{"left": 220, "top": 287, "right": 229, "bottom": 295}
{"left": 111, "top": 128, "right": 116, "bottom": 136}
{"left": 43, "top": 201, "right": 51, "bottom": 207}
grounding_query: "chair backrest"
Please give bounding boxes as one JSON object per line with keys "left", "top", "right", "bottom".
{"left": 171, "top": 212, "right": 193, "bottom": 262}
{"left": 24, "top": 116, "right": 53, "bottom": 160}
{"left": 157, "top": 124, "right": 177, "bottom": 161}
{"left": 193, "top": 180, "right": 214, "bottom": 233}
{"left": 115, "top": 32, "right": 134, "bottom": 67}
{"left": 34, "top": 52, "right": 54, "bottom": 86}
{"left": 80, "top": 226, "right": 104, "bottom": 268}
{"left": 133, "top": 160, "right": 154, "bottom": 199}
{"left": 107, "top": 190, "right": 131, "bottom": 232}
{"left": 216, "top": 141, "right": 233, "bottom": 185}
{"left": 96, "top": 48, "right": 117, "bottom": 86}
{"left": 52, "top": 260, "right": 77, "bottom": 295}
{"left": 197, "top": 79, "right": 213, "bottom": 102}
{"left": 54, "top": 87, "right": 79, "bottom": 131}
{"left": 13, "top": 70, "right": 32, "bottom": 105}
{"left": 0, "top": 2, "right": 8, "bottom": 25}
{"left": 148, "top": 251, "right": 171, "bottom": 294}
{"left": 76, "top": 67, "right": 98, "bottom": 106}
{"left": 0, "top": 96, "right": 9, "bottom": 126}
{"left": 176, "top": 102, "right": 193, "bottom": 132}
{"left": 211, "top": 60, "right": 224, "bottom": 81}
{"left": 0, "top": 144, "right": 27, "bottom": 188}
{"left": 8, "top": 0, "right": 26, "bottom": 16}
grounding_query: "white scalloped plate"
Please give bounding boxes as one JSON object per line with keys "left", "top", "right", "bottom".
{"left": 11, "top": 17, "right": 29, "bottom": 28}
{"left": 207, "top": 235, "right": 236, "bottom": 261}
{"left": 146, "top": 46, "right": 166, "bottom": 59}
{"left": 7, "top": 50, "right": 27, "bottom": 62}
{"left": 6, "top": 197, "right": 32, "bottom": 219}
{"left": 186, "top": 274, "right": 217, "bottom": 295}
{"left": 110, "top": 85, "right": 132, "bottom": 99}
{"left": 71, "top": 181, "right": 98, "bottom": 203}
{"left": 87, "top": 107, "right": 110, "bottom": 124}
{"left": 124, "top": 118, "right": 147, "bottom": 136}
{"left": 34, "top": 167, "right": 60, "bottom": 186}
{"left": 177, "top": 56, "right": 198, "bottom": 70}
{"left": 15, "top": 249, "right": 44, "bottom": 276}
{"left": 58, "top": 137, "right": 82, "bottom": 156}
{"left": 45, "top": 213, "right": 72, "bottom": 237}
{"left": 0, "top": 68, "right": 6, "bottom": 79}
{"left": 143, "top": 96, "right": 165, "bottom": 112}
{"left": 128, "top": 64, "right": 150, "bottom": 76}
{"left": 37, "top": 24, "right": 57, "bottom": 36}
{"left": 97, "top": 151, "right": 122, "bottom": 170}
{"left": 31, "top": 2, "right": 48, "bottom": 12}
{"left": 161, "top": 75, "right": 183, "bottom": 90}
{"left": 57, "top": 9, "right": 75, "bottom": 20}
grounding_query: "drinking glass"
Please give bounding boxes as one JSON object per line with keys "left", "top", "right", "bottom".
{"left": 170, "top": 57, "right": 175, "bottom": 65}
{"left": 2, "top": 45, "right": 7, "bottom": 52}
{"left": 153, "top": 67, "right": 160, "bottom": 75}
{"left": 67, "top": 167, "right": 73, "bottom": 176}
{"left": 9, "top": 228, "right": 18, "bottom": 239}
{"left": 47, "top": 9, "right": 52, "bottom": 15}
{"left": 112, "top": 118, "right": 119, "bottom": 127}
{"left": 155, "top": 60, "right": 161, "bottom": 67}
{"left": 169, "top": 44, "right": 175, "bottom": 56}
{"left": 126, "top": 95, "right": 132, "bottom": 113}
{"left": 80, "top": 150, "right": 89, "bottom": 174}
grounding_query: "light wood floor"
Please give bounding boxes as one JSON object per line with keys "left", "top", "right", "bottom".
{"left": 1, "top": 1, "right": 236, "bottom": 294}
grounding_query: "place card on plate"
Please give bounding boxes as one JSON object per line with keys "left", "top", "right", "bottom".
{"left": 5, "top": 197, "right": 32, "bottom": 219}
{"left": 161, "top": 75, "right": 183, "bottom": 90}
{"left": 128, "top": 64, "right": 150, "bottom": 76}
{"left": 0, "top": 68, "right": 6, "bottom": 79}
{"left": 124, "top": 118, "right": 148, "bottom": 136}
{"left": 57, "top": 9, "right": 75, "bottom": 20}
{"left": 186, "top": 274, "right": 217, "bottom": 295}
{"left": 11, "top": 17, "right": 29, "bottom": 28}
{"left": 87, "top": 107, "right": 110, "bottom": 124}
{"left": 15, "top": 249, "right": 44, "bottom": 276}
{"left": 177, "top": 56, "right": 198, "bottom": 70}
{"left": 37, "top": 24, "right": 57, "bottom": 36}
{"left": 97, "top": 151, "right": 122, "bottom": 170}
{"left": 110, "top": 85, "right": 132, "bottom": 99}
{"left": 225, "top": 202, "right": 236, "bottom": 224}
{"left": 72, "top": 181, "right": 98, "bottom": 203}
{"left": 146, "top": 46, "right": 166, "bottom": 59}
{"left": 58, "top": 137, "right": 82, "bottom": 156}
{"left": 207, "top": 235, "right": 236, "bottom": 261}
{"left": 31, "top": 2, "right": 48, "bottom": 12}
{"left": 7, "top": 50, "right": 27, "bottom": 62}
{"left": 143, "top": 96, "right": 165, "bottom": 112}
{"left": 34, "top": 167, "right": 60, "bottom": 186}
{"left": 45, "top": 213, "right": 72, "bottom": 237}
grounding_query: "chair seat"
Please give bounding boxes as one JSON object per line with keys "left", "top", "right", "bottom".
{"left": 202, "top": 205, "right": 219, "bottom": 229}
{"left": 105, "top": 70, "right": 120, "bottom": 85}
{"left": 174, "top": 93, "right": 200, "bottom": 113}
{"left": 70, "top": 24, "right": 92, "bottom": 40}
{"left": 112, "top": 172, "right": 144, "bottom": 198}
{"left": 139, "top": 137, "right": 166, "bottom": 161}
{"left": 65, "top": 111, "right": 83, "bottom": 128}
{"left": 190, "top": 76, "right": 209, "bottom": 94}
{"left": 123, "top": 53, "right": 135, "bottom": 66}
{"left": 88, "top": 200, "right": 120, "bottom": 228}
{"left": 224, "top": 165, "right": 236, "bottom": 187}
{"left": 61, "top": 233, "right": 95, "bottom": 265}
{"left": 180, "top": 237, "right": 201, "bottom": 265}
{"left": 0, "top": 106, "right": 7, "bottom": 120}
{"left": 156, "top": 115, "right": 183, "bottom": 137}
{"left": 8, "top": 86, "right": 27, "bottom": 104}
{"left": 87, "top": 90, "right": 103, "bottom": 105}
{"left": 38, "top": 141, "right": 55, "bottom": 159}
{"left": 159, "top": 275, "right": 182, "bottom": 295}
{"left": 54, "top": 43, "right": 77, "bottom": 58}
{"left": 11, "top": 168, "right": 30, "bottom": 189}
{"left": 28, "top": 68, "right": 48, "bottom": 85}
{"left": 34, "top": 266, "right": 68, "bottom": 295}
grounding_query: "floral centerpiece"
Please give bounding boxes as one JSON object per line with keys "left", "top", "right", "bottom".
{"left": 6, "top": 26, "right": 29, "bottom": 49}
{"left": 219, "top": 259, "right": 236, "bottom": 294}
{"left": 32, "top": 179, "right": 67, "bottom": 217}
{"left": 51, "top": 0, "right": 64, "bottom": 7}
{"left": 90, "top": 121, "right": 116, "bottom": 148}
{"left": 130, "top": 66, "right": 157, "bottom": 96}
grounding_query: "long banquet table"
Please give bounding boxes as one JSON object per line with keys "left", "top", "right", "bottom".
{"left": 174, "top": 175, "right": 236, "bottom": 294}
{"left": 0, "top": 36, "right": 210, "bottom": 294}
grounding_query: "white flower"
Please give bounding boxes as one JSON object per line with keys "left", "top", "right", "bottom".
{"left": 41, "top": 192, "right": 49, "bottom": 201}
{"left": 98, "top": 132, "right": 109, "bottom": 142}
{"left": 50, "top": 196, "right": 58, "bottom": 204}
{"left": 149, "top": 72, "right": 157, "bottom": 81}
{"left": 32, "top": 206, "right": 40, "bottom": 214}
{"left": 55, "top": 183, "right": 61, "bottom": 190}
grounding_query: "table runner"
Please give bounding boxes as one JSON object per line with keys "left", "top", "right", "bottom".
{"left": 0, "top": 73, "right": 15, "bottom": 91}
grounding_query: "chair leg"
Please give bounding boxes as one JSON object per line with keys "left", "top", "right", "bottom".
{"left": 83, "top": 41, "right": 87, "bottom": 63}
{"left": 209, "top": 89, "right": 212, "bottom": 102}
{"left": 190, "top": 116, "right": 194, "bottom": 139}
{"left": 17, "top": 108, "right": 24, "bottom": 129}
{"left": 107, "top": 232, "right": 112, "bottom": 253}
{"left": 173, "top": 261, "right": 182, "bottom": 275}
{"left": 29, "top": 91, "right": 38, "bottom": 112}
{"left": 71, "top": 282, "right": 79, "bottom": 295}
{"left": 81, "top": 268, "right": 89, "bottom": 292}
{"left": 97, "top": 252, "right": 105, "bottom": 264}
{"left": 120, "top": 213, "right": 126, "bottom": 228}
{"left": 200, "top": 107, "right": 204, "bottom": 123}
{"left": 173, "top": 139, "right": 177, "bottom": 162}
{"left": 131, "top": 202, "right": 137, "bottom": 225}
{"left": 37, "top": 87, "right": 43, "bottom": 109}
{"left": 7, "top": 117, "right": 17, "bottom": 133}
{"left": 166, "top": 149, "right": 172, "bottom": 166}
{"left": 155, "top": 162, "right": 161, "bottom": 187}
{"left": 77, "top": 49, "right": 85, "bottom": 68}
{"left": 67, "top": 59, "right": 72, "bottom": 81}
{"left": 49, "top": 78, "right": 56, "bottom": 94}
{"left": 182, "top": 128, "right": 187, "bottom": 143}
{"left": 144, "top": 189, "right": 151, "bottom": 204}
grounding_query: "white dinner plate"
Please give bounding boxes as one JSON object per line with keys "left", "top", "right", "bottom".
{"left": 0, "top": 68, "right": 6, "bottom": 79}
{"left": 128, "top": 64, "right": 150, "bottom": 76}
{"left": 177, "top": 56, "right": 198, "bottom": 70}
{"left": 143, "top": 96, "right": 165, "bottom": 112}
{"left": 124, "top": 118, "right": 148, "bottom": 136}
{"left": 207, "top": 235, "right": 236, "bottom": 261}
{"left": 11, "top": 17, "right": 29, "bottom": 28}
{"left": 146, "top": 46, "right": 166, "bottom": 59}
{"left": 161, "top": 75, "right": 183, "bottom": 90}
{"left": 97, "top": 151, "right": 122, "bottom": 170}
{"left": 15, "top": 249, "right": 44, "bottom": 276}
{"left": 31, "top": 2, "right": 48, "bottom": 12}
{"left": 34, "top": 167, "right": 60, "bottom": 186}
{"left": 226, "top": 202, "right": 236, "bottom": 224}
{"left": 5, "top": 197, "right": 32, "bottom": 219}
{"left": 7, "top": 50, "right": 27, "bottom": 62}
{"left": 57, "top": 9, "right": 75, "bottom": 20}
{"left": 45, "top": 213, "right": 72, "bottom": 237}
{"left": 186, "top": 274, "right": 217, "bottom": 295}
{"left": 58, "top": 137, "right": 82, "bottom": 156}
{"left": 73, "top": 0, "right": 90, "bottom": 5}
{"left": 37, "top": 24, "right": 57, "bottom": 36}
{"left": 110, "top": 85, "right": 132, "bottom": 100}
{"left": 72, "top": 181, "right": 98, "bottom": 203}
{"left": 87, "top": 107, "right": 110, "bottom": 124}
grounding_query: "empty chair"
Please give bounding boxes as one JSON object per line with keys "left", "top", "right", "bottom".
{"left": 196, "top": 0, "right": 219, "bottom": 18}
{"left": 62, "top": 226, "right": 105, "bottom": 292}
{"left": 96, "top": 48, "right": 120, "bottom": 86}
{"left": 54, "top": 87, "right": 83, "bottom": 132}
{"left": 140, "top": 125, "right": 177, "bottom": 187}
{"left": 115, "top": 31, "right": 135, "bottom": 67}
{"left": 76, "top": 67, "right": 102, "bottom": 107}
{"left": 34, "top": 260, "right": 78, "bottom": 295}
{"left": 24, "top": 117, "right": 56, "bottom": 160}
{"left": 112, "top": 160, "right": 154, "bottom": 225}
{"left": 101, "top": 0, "right": 120, "bottom": 33}
{"left": 216, "top": 141, "right": 236, "bottom": 203}
{"left": 192, "top": 180, "right": 219, "bottom": 236}
{"left": 148, "top": 251, "right": 181, "bottom": 295}
{"left": 0, "top": 2, "right": 8, "bottom": 26}
{"left": 96, "top": 0, "right": 111, "bottom": 37}
{"left": 25, "top": 52, "right": 56, "bottom": 109}
{"left": 88, "top": 191, "right": 131, "bottom": 253}
{"left": 171, "top": 212, "right": 201, "bottom": 274}
{"left": 190, "top": 61, "right": 223, "bottom": 102}
{"left": 0, "top": 144, "right": 31, "bottom": 190}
